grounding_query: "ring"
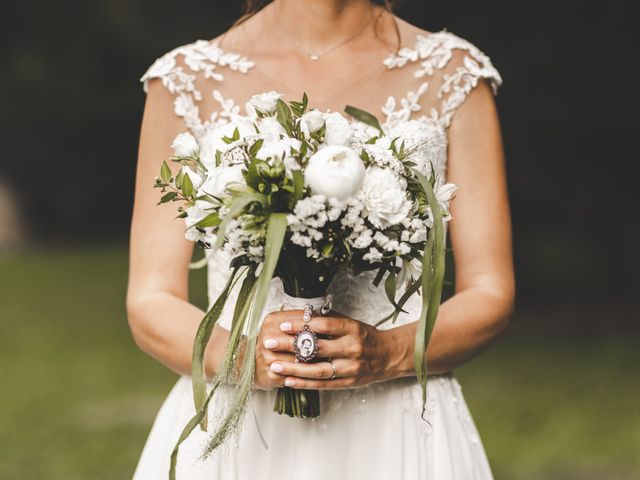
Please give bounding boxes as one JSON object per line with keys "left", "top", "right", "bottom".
{"left": 329, "top": 360, "right": 337, "bottom": 379}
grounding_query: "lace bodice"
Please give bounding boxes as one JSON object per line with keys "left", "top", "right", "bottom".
{"left": 140, "top": 28, "right": 502, "bottom": 330}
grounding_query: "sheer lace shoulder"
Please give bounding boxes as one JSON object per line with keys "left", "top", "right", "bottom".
{"left": 384, "top": 30, "right": 502, "bottom": 128}
{"left": 140, "top": 40, "right": 255, "bottom": 133}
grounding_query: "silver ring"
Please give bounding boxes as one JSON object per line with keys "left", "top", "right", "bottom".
{"left": 329, "top": 360, "right": 337, "bottom": 379}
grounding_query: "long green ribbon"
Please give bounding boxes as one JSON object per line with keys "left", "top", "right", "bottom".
{"left": 191, "top": 265, "right": 243, "bottom": 430}
{"left": 412, "top": 170, "right": 446, "bottom": 419}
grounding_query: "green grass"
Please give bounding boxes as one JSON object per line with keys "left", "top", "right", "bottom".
{"left": 0, "top": 245, "right": 638, "bottom": 479}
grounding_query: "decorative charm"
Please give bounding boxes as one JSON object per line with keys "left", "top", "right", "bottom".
{"left": 294, "top": 304, "right": 319, "bottom": 362}
{"left": 294, "top": 324, "right": 319, "bottom": 362}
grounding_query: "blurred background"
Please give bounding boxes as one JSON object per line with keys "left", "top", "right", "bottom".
{"left": 1, "top": 0, "right": 638, "bottom": 479}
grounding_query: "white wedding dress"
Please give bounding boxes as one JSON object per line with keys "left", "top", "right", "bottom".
{"left": 133, "top": 28, "right": 502, "bottom": 480}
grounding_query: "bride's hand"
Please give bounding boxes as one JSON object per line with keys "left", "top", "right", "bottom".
{"left": 259, "top": 310, "right": 397, "bottom": 390}
{"left": 253, "top": 312, "right": 297, "bottom": 391}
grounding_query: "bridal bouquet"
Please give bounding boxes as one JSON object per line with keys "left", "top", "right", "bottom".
{"left": 154, "top": 92, "right": 456, "bottom": 477}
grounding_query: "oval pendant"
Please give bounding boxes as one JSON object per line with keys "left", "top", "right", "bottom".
{"left": 309, "top": 54, "right": 320, "bottom": 61}
{"left": 294, "top": 325, "right": 318, "bottom": 362}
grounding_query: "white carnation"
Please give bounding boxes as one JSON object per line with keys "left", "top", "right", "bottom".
{"left": 360, "top": 166, "right": 412, "bottom": 229}
{"left": 171, "top": 132, "right": 199, "bottom": 158}
{"left": 249, "top": 91, "right": 283, "bottom": 114}
{"left": 324, "top": 112, "right": 353, "bottom": 146}
{"left": 304, "top": 145, "right": 365, "bottom": 201}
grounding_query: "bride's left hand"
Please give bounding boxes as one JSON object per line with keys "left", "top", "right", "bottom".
{"left": 261, "top": 311, "right": 400, "bottom": 390}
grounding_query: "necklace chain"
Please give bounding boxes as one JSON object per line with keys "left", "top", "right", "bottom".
{"left": 275, "top": 7, "right": 377, "bottom": 61}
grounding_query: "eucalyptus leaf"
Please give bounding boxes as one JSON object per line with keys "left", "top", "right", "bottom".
{"left": 344, "top": 105, "right": 383, "bottom": 134}
{"left": 160, "top": 160, "right": 172, "bottom": 184}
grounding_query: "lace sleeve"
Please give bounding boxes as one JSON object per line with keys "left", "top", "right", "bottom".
{"left": 139, "top": 41, "right": 254, "bottom": 134}
{"left": 385, "top": 31, "right": 502, "bottom": 129}
{"left": 435, "top": 37, "right": 502, "bottom": 128}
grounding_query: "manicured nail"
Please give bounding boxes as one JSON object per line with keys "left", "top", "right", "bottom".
{"left": 270, "top": 362, "right": 284, "bottom": 373}
{"left": 285, "top": 378, "right": 296, "bottom": 387}
{"left": 264, "top": 338, "right": 277, "bottom": 349}
{"left": 280, "top": 322, "right": 292, "bottom": 332}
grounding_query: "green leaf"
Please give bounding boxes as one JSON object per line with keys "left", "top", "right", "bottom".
{"left": 276, "top": 99, "right": 292, "bottom": 128}
{"left": 195, "top": 212, "right": 221, "bottom": 228}
{"left": 384, "top": 269, "right": 397, "bottom": 305}
{"left": 201, "top": 213, "right": 287, "bottom": 458}
{"left": 170, "top": 268, "right": 259, "bottom": 480}
{"left": 182, "top": 172, "right": 194, "bottom": 198}
{"left": 412, "top": 169, "right": 446, "bottom": 419}
{"left": 160, "top": 160, "right": 172, "bottom": 184}
{"left": 322, "top": 242, "right": 334, "bottom": 257}
{"left": 158, "top": 191, "right": 177, "bottom": 204}
{"left": 375, "top": 275, "right": 421, "bottom": 327}
{"left": 191, "top": 266, "right": 242, "bottom": 430}
{"left": 212, "top": 192, "right": 266, "bottom": 252}
{"left": 291, "top": 170, "right": 304, "bottom": 205}
{"left": 344, "top": 105, "right": 383, "bottom": 134}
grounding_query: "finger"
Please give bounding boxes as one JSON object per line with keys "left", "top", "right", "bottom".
{"left": 262, "top": 335, "right": 295, "bottom": 353}
{"left": 277, "top": 313, "right": 354, "bottom": 337}
{"left": 269, "top": 358, "right": 357, "bottom": 380}
{"left": 282, "top": 376, "right": 356, "bottom": 390}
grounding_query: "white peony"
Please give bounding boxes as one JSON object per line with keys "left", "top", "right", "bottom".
{"left": 324, "top": 112, "right": 353, "bottom": 146}
{"left": 258, "top": 116, "right": 287, "bottom": 139}
{"left": 201, "top": 165, "right": 245, "bottom": 198}
{"left": 249, "top": 91, "right": 283, "bottom": 114}
{"left": 181, "top": 166, "right": 204, "bottom": 190}
{"left": 360, "top": 166, "right": 412, "bottom": 229}
{"left": 304, "top": 145, "right": 365, "bottom": 201}
{"left": 171, "top": 132, "right": 199, "bottom": 157}
{"left": 300, "top": 110, "right": 326, "bottom": 136}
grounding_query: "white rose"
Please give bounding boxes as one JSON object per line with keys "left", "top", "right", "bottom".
{"left": 201, "top": 165, "right": 245, "bottom": 198}
{"left": 324, "top": 112, "right": 353, "bottom": 146}
{"left": 360, "top": 166, "right": 412, "bottom": 229}
{"left": 181, "top": 166, "right": 204, "bottom": 190}
{"left": 171, "top": 132, "right": 199, "bottom": 157}
{"left": 304, "top": 145, "right": 365, "bottom": 201}
{"left": 300, "top": 110, "right": 326, "bottom": 135}
{"left": 258, "top": 116, "right": 287, "bottom": 139}
{"left": 249, "top": 91, "right": 283, "bottom": 114}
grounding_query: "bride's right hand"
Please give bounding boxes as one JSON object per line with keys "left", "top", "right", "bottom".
{"left": 253, "top": 311, "right": 297, "bottom": 391}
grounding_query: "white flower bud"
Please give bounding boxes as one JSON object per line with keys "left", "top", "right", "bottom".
{"left": 171, "top": 132, "right": 199, "bottom": 157}
{"left": 249, "top": 91, "right": 283, "bottom": 114}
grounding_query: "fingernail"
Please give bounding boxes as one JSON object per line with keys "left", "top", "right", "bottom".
{"left": 280, "top": 322, "right": 292, "bottom": 332}
{"left": 264, "top": 338, "right": 277, "bottom": 349}
{"left": 270, "top": 362, "right": 284, "bottom": 373}
{"left": 285, "top": 378, "right": 296, "bottom": 387}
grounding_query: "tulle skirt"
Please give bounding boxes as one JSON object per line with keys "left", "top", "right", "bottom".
{"left": 133, "top": 373, "right": 493, "bottom": 479}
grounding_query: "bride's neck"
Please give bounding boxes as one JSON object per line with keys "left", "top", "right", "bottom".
{"left": 271, "top": 0, "right": 376, "bottom": 45}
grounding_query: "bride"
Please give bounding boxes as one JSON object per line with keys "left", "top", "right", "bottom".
{"left": 127, "top": 0, "right": 514, "bottom": 478}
